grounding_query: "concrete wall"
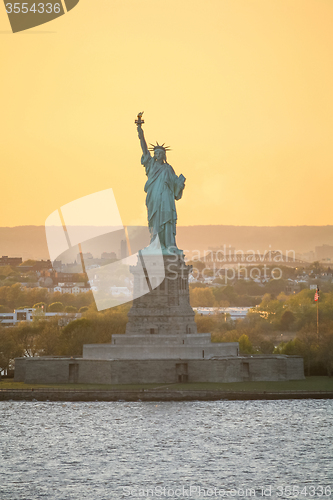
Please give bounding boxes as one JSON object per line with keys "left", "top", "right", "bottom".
{"left": 83, "top": 342, "right": 239, "bottom": 360}
{"left": 286, "top": 356, "right": 305, "bottom": 380}
{"left": 15, "top": 358, "right": 113, "bottom": 385}
{"left": 111, "top": 333, "right": 213, "bottom": 345}
{"left": 15, "top": 355, "right": 304, "bottom": 384}
{"left": 14, "top": 358, "right": 27, "bottom": 382}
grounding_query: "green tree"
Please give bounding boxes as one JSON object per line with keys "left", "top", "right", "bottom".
{"left": 58, "top": 318, "right": 94, "bottom": 356}
{"left": 189, "top": 282, "right": 209, "bottom": 289}
{"left": 4, "top": 283, "right": 24, "bottom": 309}
{"left": 259, "top": 339, "right": 275, "bottom": 354}
{"left": 19, "top": 260, "right": 37, "bottom": 267}
{"left": 86, "top": 307, "right": 129, "bottom": 336}
{"left": 195, "top": 315, "right": 216, "bottom": 333}
{"left": 35, "top": 320, "right": 61, "bottom": 356}
{"left": 190, "top": 287, "right": 216, "bottom": 307}
{"left": 64, "top": 305, "right": 77, "bottom": 313}
{"left": 318, "top": 329, "right": 333, "bottom": 376}
{"left": 57, "top": 307, "right": 129, "bottom": 356}
{"left": 33, "top": 302, "right": 47, "bottom": 310}
{"left": 218, "top": 285, "right": 238, "bottom": 305}
{"left": 0, "top": 327, "right": 24, "bottom": 372}
{"left": 238, "top": 334, "right": 253, "bottom": 354}
{"left": 280, "top": 310, "right": 295, "bottom": 330}
{"left": 48, "top": 302, "right": 64, "bottom": 312}
{"left": 0, "top": 305, "right": 11, "bottom": 313}
{"left": 275, "top": 326, "right": 319, "bottom": 376}
{"left": 211, "top": 329, "right": 239, "bottom": 343}
{"left": 12, "top": 322, "right": 43, "bottom": 357}
{"left": 0, "top": 266, "right": 15, "bottom": 277}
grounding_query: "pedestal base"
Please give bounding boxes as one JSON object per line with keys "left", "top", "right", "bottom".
{"left": 125, "top": 252, "right": 197, "bottom": 336}
{"left": 83, "top": 334, "right": 239, "bottom": 360}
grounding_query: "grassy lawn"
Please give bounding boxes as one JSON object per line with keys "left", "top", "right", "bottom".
{"left": 0, "top": 377, "right": 332, "bottom": 392}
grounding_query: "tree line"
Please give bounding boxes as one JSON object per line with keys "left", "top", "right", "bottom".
{"left": 0, "top": 304, "right": 129, "bottom": 373}
{"left": 0, "top": 284, "right": 94, "bottom": 312}
{"left": 0, "top": 284, "right": 332, "bottom": 377}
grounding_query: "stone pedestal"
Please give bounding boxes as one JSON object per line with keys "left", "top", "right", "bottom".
{"left": 125, "top": 252, "right": 197, "bottom": 336}
{"left": 83, "top": 335, "right": 239, "bottom": 360}
{"left": 83, "top": 250, "right": 240, "bottom": 361}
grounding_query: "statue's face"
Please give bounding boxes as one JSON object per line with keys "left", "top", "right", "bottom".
{"left": 154, "top": 149, "right": 165, "bottom": 162}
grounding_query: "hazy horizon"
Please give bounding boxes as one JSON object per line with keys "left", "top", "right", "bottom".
{"left": 1, "top": 224, "right": 333, "bottom": 261}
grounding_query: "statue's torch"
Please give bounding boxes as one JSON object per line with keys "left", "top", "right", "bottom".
{"left": 135, "top": 111, "right": 144, "bottom": 126}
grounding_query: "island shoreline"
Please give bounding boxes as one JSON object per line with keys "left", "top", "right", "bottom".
{"left": 1, "top": 389, "right": 333, "bottom": 402}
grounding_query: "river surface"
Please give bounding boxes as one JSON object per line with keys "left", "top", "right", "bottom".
{"left": 0, "top": 400, "right": 332, "bottom": 500}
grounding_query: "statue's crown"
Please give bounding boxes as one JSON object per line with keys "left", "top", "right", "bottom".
{"left": 149, "top": 142, "right": 171, "bottom": 152}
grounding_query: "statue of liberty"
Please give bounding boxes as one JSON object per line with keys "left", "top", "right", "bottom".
{"left": 136, "top": 112, "right": 186, "bottom": 253}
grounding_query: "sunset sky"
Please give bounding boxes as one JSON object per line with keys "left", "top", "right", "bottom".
{"left": 1, "top": 0, "right": 333, "bottom": 228}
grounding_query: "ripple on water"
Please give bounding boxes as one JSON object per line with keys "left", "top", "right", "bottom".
{"left": 0, "top": 400, "right": 332, "bottom": 499}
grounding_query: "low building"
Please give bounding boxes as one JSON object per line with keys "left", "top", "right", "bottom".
{"left": 50, "top": 285, "right": 91, "bottom": 294}
{"left": 0, "top": 256, "right": 22, "bottom": 267}
{"left": 0, "top": 308, "right": 81, "bottom": 327}
{"left": 14, "top": 331, "right": 304, "bottom": 385}
{"left": 15, "top": 351, "right": 304, "bottom": 385}
{"left": 193, "top": 307, "right": 251, "bottom": 320}
{"left": 285, "top": 282, "right": 301, "bottom": 295}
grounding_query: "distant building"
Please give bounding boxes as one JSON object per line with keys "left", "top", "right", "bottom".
{"left": 120, "top": 240, "right": 128, "bottom": 259}
{"left": 285, "top": 282, "right": 301, "bottom": 295}
{"left": 77, "top": 252, "right": 93, "bottom": 262}
{"left": 51, "top": 285, "right": 91, "bottom": 294}
{"left": 32, "top": 260, "right": 52, "bottom": 271}
{"left": 315, "top": 244, "right": 333, "bottom": 262}
{"left": 0, "top": 256, "right": 22, "bottom": 267}
{"left": 0, "top": 308, "right": 81, "bottom": 327}
{"left": 101, "top": 252, "right": 117, "bottom": 260}
{"left": 39, "top": 270, "right": 87, "bottom": 286}
{"left": 296, "top": 251, "right": 315, "bottom": 262}
{"left": 14, "top": 260, "right": 52, "bottom": 273}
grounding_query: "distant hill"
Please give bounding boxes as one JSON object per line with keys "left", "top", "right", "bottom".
{"left": 177, "top": 225, "right": 333, "bottom": 256}
{"left": 0, "top": 225, "right": 332, "bottom": 261}
{"left": 0, "top": 226, "right": 49, "bottom": 261}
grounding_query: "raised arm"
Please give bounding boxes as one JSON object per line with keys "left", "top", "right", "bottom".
{"left": 135, "top": 112, "right": 149, "bottom": 156}
{"left": 137, "top": 123, "right": 149, "bottom": 156}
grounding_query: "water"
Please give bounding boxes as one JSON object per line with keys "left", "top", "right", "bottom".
{"left": 0, "top": 400, "right": 332, "bottom": 499}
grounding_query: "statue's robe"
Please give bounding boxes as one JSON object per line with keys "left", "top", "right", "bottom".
{"left": 142, "top": 151, "right": 185, "bottom": 249}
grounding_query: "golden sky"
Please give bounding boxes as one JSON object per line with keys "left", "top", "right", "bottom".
{"left": 1, "top": 0, "right": 333, "bottom": 227}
